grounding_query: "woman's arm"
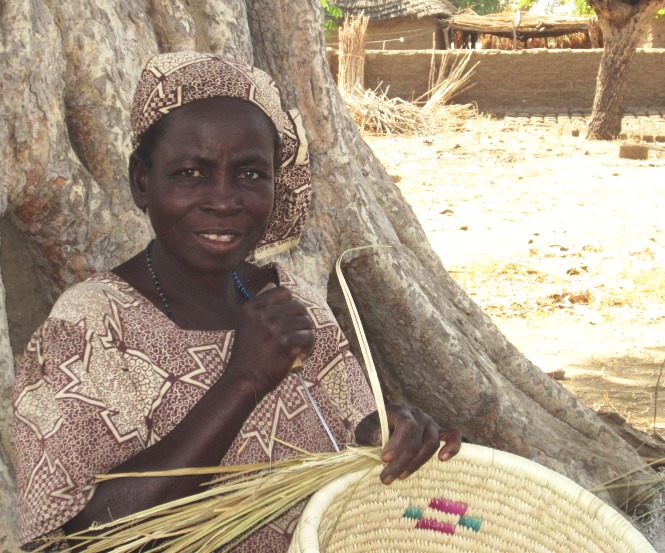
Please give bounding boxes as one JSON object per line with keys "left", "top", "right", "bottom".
{"left": 63, "top": 371, "right": 262, "bottom": 534}
{"left": 355, "top": 403, "right": 462, "bottom": 485}
{"left": 64, "top": 285, "right": 314, "bottom": 533}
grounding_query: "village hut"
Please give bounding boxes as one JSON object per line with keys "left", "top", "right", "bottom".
{"left": 331, "top": 0, "right": 458, "bottom": 50}
{"left": 448, "top": 11, "right": 600, "bottom": 49}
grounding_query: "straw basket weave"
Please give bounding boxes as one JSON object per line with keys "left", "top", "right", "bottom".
{"left": 289, "top": 443, "right": 655, "bottom": 553}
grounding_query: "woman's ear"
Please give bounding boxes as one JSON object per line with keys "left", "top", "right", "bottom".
{"left": 129, "top": 153, "right": 148, "bottom": 213}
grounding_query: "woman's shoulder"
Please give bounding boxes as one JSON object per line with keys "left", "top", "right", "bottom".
{"left": 49, "top": 271, "right": 141, "bottom": 325}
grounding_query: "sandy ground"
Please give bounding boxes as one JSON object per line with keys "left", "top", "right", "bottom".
{"left": 364, "top": 118, "right": 665, "bottom": 437}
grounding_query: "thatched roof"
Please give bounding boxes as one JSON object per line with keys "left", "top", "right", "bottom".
{"left": 449, "top": 12, "right": 595, "bottom": 39}
{"left": 333, "top": 0, "right": 457, "bottom": 21}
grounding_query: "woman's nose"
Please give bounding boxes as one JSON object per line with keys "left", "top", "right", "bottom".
{"left": 200, "top": 175, "right": 242, "bottom": 213}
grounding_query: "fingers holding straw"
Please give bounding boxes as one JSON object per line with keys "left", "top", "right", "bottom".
{"left": 355, "top": 403, "right": 462, "bottom": 485}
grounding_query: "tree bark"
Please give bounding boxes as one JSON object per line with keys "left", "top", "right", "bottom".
{"left": 586, "top": 0, "right": 663, "bottom": 139}
{"left": 0, "top": 0, "right": 659, "bottom": 548}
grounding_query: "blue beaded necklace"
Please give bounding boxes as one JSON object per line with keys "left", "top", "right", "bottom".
{"left": 144, "top": 240, "right": 250, "bottom": 321}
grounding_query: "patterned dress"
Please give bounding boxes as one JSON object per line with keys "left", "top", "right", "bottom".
{"left": 13, "top": 264, "right": 376, "bottom": 551}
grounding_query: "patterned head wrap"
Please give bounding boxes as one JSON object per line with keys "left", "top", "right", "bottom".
{"left": 131, "top": 51, "right": 310, "bottom": 260}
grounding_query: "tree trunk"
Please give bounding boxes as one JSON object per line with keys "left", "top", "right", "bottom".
{"left": 0, "top": 0, "right": 659, "bottom": 548}
{"left": 586, "top": 0, "right": 663, "bottom": 140}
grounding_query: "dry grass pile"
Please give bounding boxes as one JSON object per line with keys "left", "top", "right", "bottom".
{"left": 342, "top": 86, "right": 425, "bottom": 135}
{"left": 342, "top": 52, "right": 480, "bottom": 136}
{"left": 343, "top": 87, "right": 483, "bottom": 135}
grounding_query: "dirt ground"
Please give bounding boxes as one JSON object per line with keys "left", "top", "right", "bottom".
{"left": 364, "top": 117, "right": 665, "bottom": 438}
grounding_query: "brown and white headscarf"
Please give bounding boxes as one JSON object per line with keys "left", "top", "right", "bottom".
{"left": 130, "top": 51, "right": 311, "bottom": 260}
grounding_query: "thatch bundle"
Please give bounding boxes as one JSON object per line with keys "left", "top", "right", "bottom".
{"left": 342, "top": 86, "right": 424, "bottom": 134}
{"left": 338, "top": 13, "right": 369, "bottom": 92}
{"left": 342, "top": 51, "right": 479, "bottom": 135}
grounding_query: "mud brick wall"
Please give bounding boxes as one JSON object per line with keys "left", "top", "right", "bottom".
{"left": 363, "top": 49, "right": 665, "bottom": 113}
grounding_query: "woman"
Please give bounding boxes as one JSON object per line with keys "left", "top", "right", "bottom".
{"left": 13, "top": 51, "right": 461, "bottom": 552}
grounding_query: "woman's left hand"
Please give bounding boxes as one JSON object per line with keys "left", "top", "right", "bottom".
{"left": 355, "top": 403, "right": 462, "bottom": 485}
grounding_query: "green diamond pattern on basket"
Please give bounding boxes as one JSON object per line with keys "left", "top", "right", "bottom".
{"left": 403, "top": 497, "right": 483, "bottom": 535}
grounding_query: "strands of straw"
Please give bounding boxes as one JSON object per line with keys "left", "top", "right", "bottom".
{"left": 342, "top": 85, "right": 425, "bottom": 135}
{"left": 419, "top": 51, "right": 478, "bottom": 109}
{"left": 338, "top": 13, "right": 368, "bottom": 93}
{"left": 336, "top": 246, "right": 390, "bottom": 446}
{"left": 41, "top": 446, "right": 382, "bottom": 553}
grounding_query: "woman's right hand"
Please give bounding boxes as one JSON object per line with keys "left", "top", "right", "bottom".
{"left": 227, "top": 284, "right": 314, "bottom": 396}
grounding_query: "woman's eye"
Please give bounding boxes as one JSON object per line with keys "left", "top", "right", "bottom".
{"left": 180, "top": 168, "right": 204, "bottom": 178}
{"left": 238, "top": 169, "right": 260, "bottom": 180}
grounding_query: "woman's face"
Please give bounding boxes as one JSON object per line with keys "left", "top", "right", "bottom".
{"left": 131, "top": 96, "right": 277, "bottom": 276}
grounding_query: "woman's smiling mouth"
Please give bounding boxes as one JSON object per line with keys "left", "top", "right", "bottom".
{"left": 198, "top": 233, "right": 238, "bottom": 242}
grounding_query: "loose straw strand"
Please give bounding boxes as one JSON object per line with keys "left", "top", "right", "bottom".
{"left": 335, "top": 245, "right": 391, "bottom": 447}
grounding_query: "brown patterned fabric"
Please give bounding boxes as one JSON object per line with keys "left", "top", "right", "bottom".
{"left": 13, "top": 264, "right": 375, "bottom": 551}
{"left": 131, "top": 51, "right": 311, "bottom": 261}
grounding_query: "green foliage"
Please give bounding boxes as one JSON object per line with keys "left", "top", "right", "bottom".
{"left": 449, "top": 0, "right": 512, "bottom": 15}
{"left": 572, "top": 0, "right": 594, "bottom": 16}
{"left": 450, "top": 0, "right": 662, "bottom": 18}
{"left": 519, "top": 0, "right": 594, "bottom": 16}
{"left": 517, "top": 0, "right": 537, "bottom": 10}
{"left": 321, "top": 0, "right": 343, "bottom": 36}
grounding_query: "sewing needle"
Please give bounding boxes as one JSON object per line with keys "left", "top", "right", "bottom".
{"left": 293, "top": 361, "right": 340, "bottom": 452}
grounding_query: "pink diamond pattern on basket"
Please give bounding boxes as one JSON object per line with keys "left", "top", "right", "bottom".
{"left": 403, "top": 497, "right": 483, "bottom": 535}
{"left": 429, "top": 498, "right": 468, "bottom": 516}
{"left": 415, "top": 519, "right": 456, "bottom": 534}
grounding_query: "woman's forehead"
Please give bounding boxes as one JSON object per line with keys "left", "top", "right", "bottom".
{"left": 162, "top": 97, "right": 276, "bottom": 132}
{"left": 153, "top": 97, "right": 279, "bottom": 153}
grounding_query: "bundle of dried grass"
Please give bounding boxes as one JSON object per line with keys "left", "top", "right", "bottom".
{"left": 342, "top": 85, "right": 425, "bottom": 135}
{"left": 420, "top": 51, "right": 478, "bottom": 110}
{"left": 342, "top": 89, "right": 483, "bottom": 136}
{"left": 338, "top": 13, "right": 368, "bottom": 93}
{"left": 41, "top": 445, "right": 382, "bottom": 553}
{"left": 342, "top": 84, "right": 483, "bottom": 136}
{"left": 341, "top": 49, "right": 480, "bottom": 137}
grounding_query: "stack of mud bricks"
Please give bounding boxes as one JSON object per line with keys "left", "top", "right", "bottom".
{"left": 500, "top": 110, "right": 665, "bottom": 143}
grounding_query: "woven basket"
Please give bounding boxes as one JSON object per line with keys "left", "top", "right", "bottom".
{"left": 289, "top": 443, "right": 655, "bottom": 553}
